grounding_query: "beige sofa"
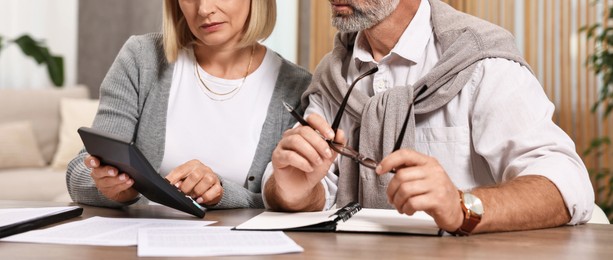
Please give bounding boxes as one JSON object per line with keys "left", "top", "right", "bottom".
{"left": 0, "top": 86, "right": 98, "bottom": 202}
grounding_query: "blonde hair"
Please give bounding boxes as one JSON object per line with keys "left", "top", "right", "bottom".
{"left": 163, "top": 0, "right": 276, "bottom": 63}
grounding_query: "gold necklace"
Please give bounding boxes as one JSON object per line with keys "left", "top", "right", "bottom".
{"left": 194, "top": 45, "right": 255, "bottom": 101}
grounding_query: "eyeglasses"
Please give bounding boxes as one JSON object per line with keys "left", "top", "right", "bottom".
{"left": 284, "top": 66, "right": 427, "bottom": 173}
{"left": 282, "top": 67, "right": 379, "bottom": 170}
{"left": 326, "top": 66, "right": 380, "bottom": 169}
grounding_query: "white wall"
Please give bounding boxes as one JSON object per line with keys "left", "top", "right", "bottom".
{"left": 262, "top": 0, "right": 298, "bottom": 63}
{"left": 0, "top": 0, "right": 78, "bottom": 89}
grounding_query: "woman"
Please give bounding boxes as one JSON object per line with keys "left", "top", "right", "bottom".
{"left": 66, "top": 0, "right": 311, "bottom": 209}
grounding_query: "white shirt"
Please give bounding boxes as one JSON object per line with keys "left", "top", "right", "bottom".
{"left": 263, "top": 0, "right": 593, "bottom": 224}
{"left": 160, "top": 47, "right": 281, "bottom": 186}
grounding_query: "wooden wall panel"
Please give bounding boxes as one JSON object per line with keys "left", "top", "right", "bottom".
{"left": 309, "top": 1, "right": 336, "bottom": 72}
{"left": 603, "top": 1, "right": 611, "bottom": 171}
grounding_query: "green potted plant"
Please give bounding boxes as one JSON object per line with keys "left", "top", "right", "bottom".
{"left": 582, "top": 5, "right": 613, "bottom": 222}
{"left": 0, "top": 34, "right": 64, "bottom": 87}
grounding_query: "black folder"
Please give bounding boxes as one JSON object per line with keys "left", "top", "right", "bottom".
{"left": 77, "top": 127, "right": 206, "bottom": 218}
{"left": 0, "top": 207, "right": 83, "bottom": 239}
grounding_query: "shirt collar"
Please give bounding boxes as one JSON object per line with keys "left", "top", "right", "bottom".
{"left": 353, "top": 0, "right": 432, "bottom": 65}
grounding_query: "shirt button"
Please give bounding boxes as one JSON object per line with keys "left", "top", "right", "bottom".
{"left": 373, "top": 80, "right": 388, "bottom": 93}
{"left": 248, "top": 176, "right": 255, "bottom": 181}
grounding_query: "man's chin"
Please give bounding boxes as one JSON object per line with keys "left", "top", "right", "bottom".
{"left": 332, "top": 17, "right": 370, "bottom": 33}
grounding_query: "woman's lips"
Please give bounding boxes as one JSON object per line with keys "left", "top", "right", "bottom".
{"left": 201, "top": 22, "right": 223, "bottom": 33}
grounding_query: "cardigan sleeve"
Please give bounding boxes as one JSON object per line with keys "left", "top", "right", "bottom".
{"left": 66, "top": 35, "right": 148, "bottom": 208}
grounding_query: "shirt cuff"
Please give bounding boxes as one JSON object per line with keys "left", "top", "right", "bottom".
{"left": 518, "top": 160, "right": 594, "bottom": 225}
{"left": 261, "top": 162, "right": 274, "bottom": 209}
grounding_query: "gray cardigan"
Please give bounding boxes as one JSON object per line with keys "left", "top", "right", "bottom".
{"left": 66, "top": 33, "right": 311, "bottom": 209}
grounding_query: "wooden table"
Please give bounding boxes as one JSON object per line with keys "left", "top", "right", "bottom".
{"left": 1, "top": 200, "right": 611, "bottom": 259}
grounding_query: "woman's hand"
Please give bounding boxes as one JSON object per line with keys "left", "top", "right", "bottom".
{"left": 85, "top": 155, "right": 139, "bottom": 203}
{"left": 165, "top": 160, "right": 223, "bottom": 206}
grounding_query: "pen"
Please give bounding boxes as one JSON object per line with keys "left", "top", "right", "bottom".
{"left": 283, "top": 101, "right": 332, "bottom": 142}
{"left": 282, "top": 101, "right": 393, "bottom": 174}
{"left": 282, "top": 101, "right": 310, "bottom": 127}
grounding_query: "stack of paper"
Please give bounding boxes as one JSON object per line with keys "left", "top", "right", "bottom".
{"left": 2, "top": 216, "right": 212, "bottom": 246}
{"left": 137, "top": 227, "right": 303, "bottom": 257}
{"left": 1, "top": 216, "right": 303, "bottom": 256}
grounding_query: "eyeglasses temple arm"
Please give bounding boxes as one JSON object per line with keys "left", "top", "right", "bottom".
{"left": 393, "top": 85, "right": 428, "bottom": 151}
{"left": 330, "top": 66, "right": 379, "bottom": 132}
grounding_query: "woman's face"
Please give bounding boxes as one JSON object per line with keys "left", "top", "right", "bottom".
{"left": 178, "top": 0, "right": 251, "bottom": 48}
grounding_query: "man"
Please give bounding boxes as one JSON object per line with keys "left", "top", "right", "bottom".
{"left": 262, "top": 0, "right": 594, "bottom": 235}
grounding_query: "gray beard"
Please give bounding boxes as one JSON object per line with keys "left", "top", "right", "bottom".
{"left": 331, "top": 0, "right": 400, "bottom": 32}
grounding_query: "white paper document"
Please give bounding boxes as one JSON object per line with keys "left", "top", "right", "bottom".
{"left": 2, "top": 216, "right": 215, "bottom": 246}
{"left": 137, "top": 226, "right": 303, "bottom": 257}
{"left": 0, "top": 206, "right": 79, "bottom": 227}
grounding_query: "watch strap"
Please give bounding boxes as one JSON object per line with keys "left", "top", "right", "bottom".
{"left": 451, "top": 190, "right": 481, "bottom": 236}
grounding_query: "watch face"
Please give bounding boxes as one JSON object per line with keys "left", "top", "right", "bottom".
{"left": 463, "top": 193, "right": 484, "bottom": 215}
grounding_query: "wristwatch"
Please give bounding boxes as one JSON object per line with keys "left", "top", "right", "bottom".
{"left": 451, "top": 190, "right": 484, "bottom": 236}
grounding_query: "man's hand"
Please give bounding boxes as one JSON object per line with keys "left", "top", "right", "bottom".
{"left": 165, "top": 160, "right": 223, "bottom": 206}
{"left": 85, "top": 155, "right": 139, "bottom": 203}
{"left": 267, "top": 114, "right": 341, "bottom": 211}
{"left": 376, "top": 149, "right": 463, "bottom": 232}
